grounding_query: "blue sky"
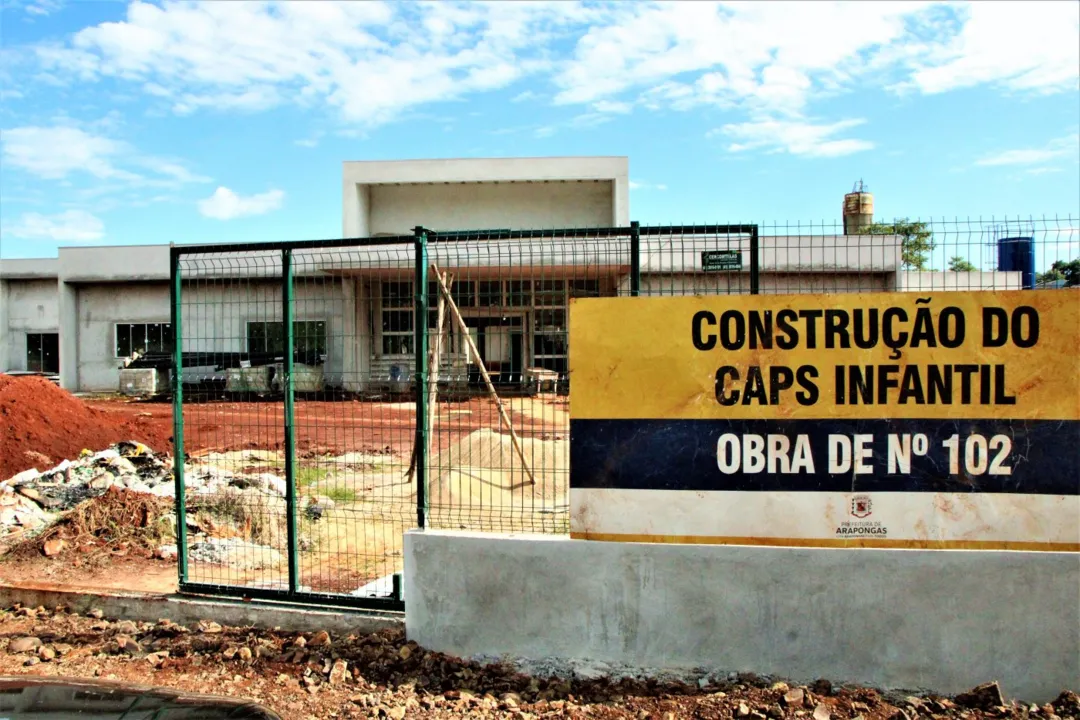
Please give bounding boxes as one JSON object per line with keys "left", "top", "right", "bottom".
{"left": 0, "top": 0, "right": 1077, "bottom": 260}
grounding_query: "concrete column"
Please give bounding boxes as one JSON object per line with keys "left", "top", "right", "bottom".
{"left": 342, "top": 182, "right": 371, "bottom": 238}
{"left": 0, "top": 279, "right": 9, "bottom": 371}
{"left": 340, "top": 277, "right": 358, "bottom": 392}
{"left": 58, "top": 281, "right": 78, "bottom": 390}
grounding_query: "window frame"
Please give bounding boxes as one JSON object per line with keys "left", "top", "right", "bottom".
{"left": 245, "top": 320, "right": 328, "bottom": 356}
{"left": 26, "top": 332, "right": 59, "bottom": 374}
{"left": 114, "top": 322, "right": 173, "bottom": 359}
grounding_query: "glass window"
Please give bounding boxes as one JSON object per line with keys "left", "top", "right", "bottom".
{"left": 26, "top": 333, "right": 57, "bottom": 374}
{"left": 116, "top": 323, "right": 173, "bottom": 357}
{"left": 534, "top": 279, "right": 565, "bottom": 306}
{"left": 533, "top": 333, "right": 567, "bottom": 357}
{"left": 246, "top": 321, "right": 325, "bottom": 355}
{"left": 506, "top": 280, "right": 530, "bottom": 307}
{"left": 570, "top": 279, "right": 601, "bottom": 298}
{"left": 534, "top": 309, "right": 566, "bottom": 331}
{"left": 478, "top": 280, "right": 502, "bottom": 306}
{"left": 381, "top": 280, "right": 414, "bottom": 355}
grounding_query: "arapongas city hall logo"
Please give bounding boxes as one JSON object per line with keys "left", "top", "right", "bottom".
{"left": 850, "top": 495, "right": 872, "bottom": 519}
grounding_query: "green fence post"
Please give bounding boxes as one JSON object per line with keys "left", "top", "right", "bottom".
{"left": 282, "top": 248, "right": 300, "bottom": 595}
{"left": 630, "top": 220, "right": 641, "bottom": 296}
{"left": 414, "top": 227, "right": 429, "bottom": 529}
{"left": 749, "top": 225, "right": 760, "bottom": 295}
{"left": 169, "top": 248, "right": 188, "bottom": 585}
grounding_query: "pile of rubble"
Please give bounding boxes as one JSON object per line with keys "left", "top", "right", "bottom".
{"left": 1, "top": 442, "right": 295, "bottom": 568}
{"left": 1, "top": 605, "right": 1074, "bottom": 719}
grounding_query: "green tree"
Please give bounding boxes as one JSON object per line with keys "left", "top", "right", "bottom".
{"left": 865, "top": 219, "right": 934, "bottom": 270}
{"left": 1037, "top": 258, "right": 1080, "bottom": 286}
{"left": 947, "top": 256, "right": 977, "bottom": 272}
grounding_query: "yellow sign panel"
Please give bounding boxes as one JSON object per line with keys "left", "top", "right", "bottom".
{"left": 570, "top": 290, "right": 1079, "bottom": 421}
{"left": 569, "top": 290, "right": 1079, "bottom": 550}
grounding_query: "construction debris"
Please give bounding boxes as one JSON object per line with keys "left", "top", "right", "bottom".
{"left": 1, "top": 440, "right": 292, "bottom": 569}
{"left": 0, "top": 606, "right": 1067, "bottom": 718}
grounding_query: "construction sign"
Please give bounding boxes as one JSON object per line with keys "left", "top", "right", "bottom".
{"left": 568, "top": 290, "right": 1079, "bottom": 551}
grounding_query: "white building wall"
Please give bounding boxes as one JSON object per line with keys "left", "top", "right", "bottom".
{"left": 369, "top": 181, "right": 615, "bottom": 236}
{"left": 76, "top": 283, "right": 170, "bottom": 392}
{"left": 1, "top": 279, "right": 60, "bottom": 371}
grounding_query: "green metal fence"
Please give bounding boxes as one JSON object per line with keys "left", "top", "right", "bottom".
{"left": 169, "top": 225, "right": 758, "bottom": 608}
{"left": 170, "top": 216, "right": 1078, "bottom": 609}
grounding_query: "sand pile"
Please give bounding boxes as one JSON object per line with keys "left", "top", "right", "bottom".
{"left": 428, "top": 429, "right": 568, "bottom": 530}
{"left": 0, "top": 375, "right": 172, "bottom": 481}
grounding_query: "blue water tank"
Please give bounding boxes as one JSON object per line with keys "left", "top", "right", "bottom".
{"left": 996, "top": 237, "right": 1035, "bottom": 289}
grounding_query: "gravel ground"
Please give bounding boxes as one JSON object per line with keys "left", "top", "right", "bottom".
{"left": 0, "top": 604, "right": 1074, "bottom": 719}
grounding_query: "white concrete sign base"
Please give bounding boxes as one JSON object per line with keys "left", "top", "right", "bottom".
{"left": 404, "top": 530, "right": 1079, "bottom": 702}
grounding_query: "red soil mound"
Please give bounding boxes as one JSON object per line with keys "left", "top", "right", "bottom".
{"left": 0, "top": 375, "right": 173, "bottom": 481}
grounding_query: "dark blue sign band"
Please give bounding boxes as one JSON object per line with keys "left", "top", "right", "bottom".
{"left": 570, "top": 418, "right": 1080, "bottom": 495}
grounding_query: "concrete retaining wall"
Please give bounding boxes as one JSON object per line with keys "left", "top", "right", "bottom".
{"left": 405, "top": 530, "right": 1079, "bottom": 702}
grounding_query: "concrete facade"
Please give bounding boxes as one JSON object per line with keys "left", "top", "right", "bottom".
{"left": 0, "top": 157, "right": 1028, "bottom": 392}
{"left": 405, "top": 530, "right": 1080, "bottom": 702}
{"left": 342, "top": 157, "right": 630, "bottom": 237}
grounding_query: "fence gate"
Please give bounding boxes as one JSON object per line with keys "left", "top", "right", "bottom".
{"left": 172, "top": 237, "right": 421, "bottom": 610}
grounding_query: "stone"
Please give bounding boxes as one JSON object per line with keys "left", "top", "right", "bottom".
{"left": 309, "top": 630, "right": 331, "bottom": 647}
{"left": 115, "top": 635, "right": 142, "bottom": 654}
{"left": 146, "top": 651, "right": 169, "bottom": 668}
{"left": 155, "top": 545, "right": 178, "bottom": 561}
{"left": 42, "top": 538, "right": 66, "bottom": 557}
{"left": 37, "top": 646, "right": 56, "bottom": 661}
{"left": 9, "top": 637, "right": 42, "bottom": 653}
{"left": 501, "top": 692, "right": 522, "bottom": 707}
{"left": 87, "top": 608, "right": 104, "bottom": 619}
{"left": 329, "top": 659, "right": 348, "bottom": 686}
{"left": 17, "top": 487, "right": 43, "bottom": 502}
{"left": 238, "top": 646, "right": 253, "bottom": 662}
{"left": 737, "top": 702, "right": 751, "bottom": 717}
{"left": 955, "top": 682, "right": 1005, "bottom": 710}
{"left": 386, "top": 707, "right": 407, "bottom": 720}
{"left": 53, "top": 643, "right": 73, "bottom": 656}
{"left": 199, "top": 620, "right": 223, "bottom": 633}
{"left": 812, "top": 703, "right": 831, "bottom": 720}
{"left": 398, "top": 644, "right": 412, "bottom": 660}
{"left": 24, "top": 656, "right": 40, "bottom": 667}
{"left": 768, "top": 704, "right": 785, "bottom": 719}
{"left": 10, "top": 469, "right": 40, "bottom": 485}
{"left": 887, "top": 710, "right": 911, "bottom": 720}
{"left": 116, "top": 620, "right": 138, "bottom": 634}
{"left": 784, "top": 689, "right": 806, "bottom": 708}
{"left": 89, "top": 473, "right": 116, "bottom": 490}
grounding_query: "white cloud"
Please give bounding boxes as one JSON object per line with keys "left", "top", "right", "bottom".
{"left": 905, "top": 2, "right": 1080, "bottom": 95}
{"left": 198, "top": 187, "right": 284, "bottom": 220}
{"left": 716, "top": 117, "right": 875, "bottom": 158}
{"left": 975, "top": 133, "right": 1080, "bottom": 167}
{"left": 35, "top": 1, "right": 599, "bottom": 127}
{"left": 23, "top": 0, "right": 63, "bottom": 16}
{"left": 0, "top": 123, "right": 209, "bottom": 186}
{"left": 14, "top": 0, "right": 1077, "bottom": 144}
{"left": 3, "top": 209, "right": 104, "bottom": 242}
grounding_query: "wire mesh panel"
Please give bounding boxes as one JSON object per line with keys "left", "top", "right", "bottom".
{"left": 420, "top": 230, "right": 632, "bottom": 534}
{"left": 175, "top": 250, "right": 293, "bottom": 596}
{"left": 756, "top": 217, "right": 1079, "bottom": 295}
{"left": 289, "top": 243, "right": 417, "bottom": 602}
{"left": 173, "top": 238, "right": 417, "bottom": 609}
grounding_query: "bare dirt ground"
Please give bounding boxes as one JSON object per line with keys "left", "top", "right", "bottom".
{"left": 82, "top": 395, "right": 568, "bottom": 458}
{"left": 2, "top": 605, "right": 1065, "bottom": 720}
{"left": 4, "top": 392, "right": 570, "bottom": 598}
